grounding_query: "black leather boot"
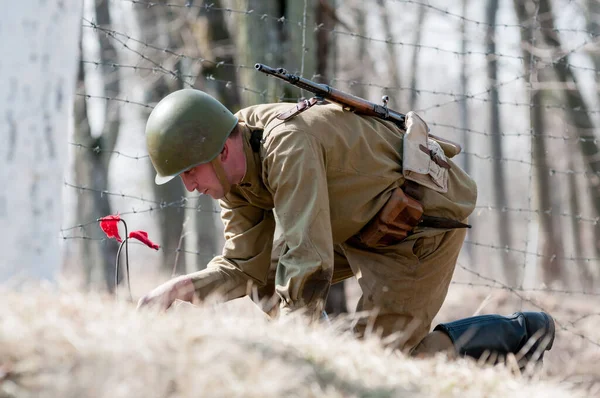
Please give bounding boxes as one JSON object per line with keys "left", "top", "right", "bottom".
{"left": 433, "top": 312, "right": 555, "bottom": 366}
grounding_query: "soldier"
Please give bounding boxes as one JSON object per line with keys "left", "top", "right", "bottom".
{"left": 138, "top": 88, "right": 555, "bottom": 365}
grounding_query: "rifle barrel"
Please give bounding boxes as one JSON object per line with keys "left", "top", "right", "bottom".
{"left": 255, "top": 63, "right": 406, "bottom": 128}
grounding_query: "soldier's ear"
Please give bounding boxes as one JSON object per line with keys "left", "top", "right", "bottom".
{"left": 220, "top": 139, "right": 230, "bottom": 161}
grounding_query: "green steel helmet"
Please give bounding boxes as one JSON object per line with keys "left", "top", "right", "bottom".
{"left": 145, "top": 89, "right": 238, "bottom": 185}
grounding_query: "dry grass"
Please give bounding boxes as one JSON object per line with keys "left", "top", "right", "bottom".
{"left": 0, "top": 282, "right": 588, "bottom": 398}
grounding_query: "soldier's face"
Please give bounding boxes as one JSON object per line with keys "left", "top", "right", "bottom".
{"left": 180, "top": 163, "right": 225, "bottom": 199}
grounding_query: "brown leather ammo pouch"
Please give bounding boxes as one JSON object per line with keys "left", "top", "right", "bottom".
{"left": 357, "top": 186, "right": 424, "bottom": 248}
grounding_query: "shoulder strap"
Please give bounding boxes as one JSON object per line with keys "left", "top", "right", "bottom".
{"left": 276, "top": 97, "right": 318, "bottom": 121}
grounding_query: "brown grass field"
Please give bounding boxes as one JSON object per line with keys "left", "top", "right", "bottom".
{"left": 1, "top": 277, "right": 598, "bottom": 398}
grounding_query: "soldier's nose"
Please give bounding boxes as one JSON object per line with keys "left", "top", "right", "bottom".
{"left": 181, "top": 175, "right": 196, "bottom": 192}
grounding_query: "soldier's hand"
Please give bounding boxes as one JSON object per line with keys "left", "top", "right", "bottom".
{"left": 136, "top": 276, "right": 195, "bottom": 311}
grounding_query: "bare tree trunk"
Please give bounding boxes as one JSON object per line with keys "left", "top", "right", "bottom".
{"left": 350, "top": 1, "right": 368, "bottom": 98}
{"left": 1, "top": 1, "right": 82, "bottom": 282}
{"left": 584, "top": 0, "right": 600, "bottom": 266}
{"left": 183, "top": 0, "right": 242, "bottom": 271}
{"left": 567, "top": 155, "right": 592, "bottom": 290}
{"left": 285, "top": 0, "right": 317, "bottom": 80}
{"left": 74, "top": 50, "right": 103, "bottom": 288}
{"left": 460, "top": 0, "right": 471, "bottom": 176}
{"left": 131, "top": 3, "right": 188, "bottom": 276}
{"left": 315, "top": 0, "right": 336, "bottom": 84}
{"left": 487, "top": 0, "right": 514, "bottom": 284}
{"left": 230, "top": 0, "right": 284, "bottom": 105}
{"left": 376, "top": 0, "right": 402, "bottom": 107}
{"left": 530, "top": 82, "right": 566, "bottom": 283}
{"left": 585, "top": 0, "right": 600, "bottom": 106}
{"left": 578, "top": 0, "right": 600, "bottom": 289}
{"left": 73, "top": 0, "right": 121, "bottom": 291}
{"left": 408, "top": 4, "right": 426, "bottom": 110}
{"left": 459, "top": 0, "right": 474, "bottom": 263}
{"left": 95, "top": 0, "right": 122, "bottom": 290}
{"left": 513, "top": 0, "right": 566, "bottom": 284}
{"left": 535, "top": 0, "right": 600, "bottom": 272}
{"left": 196, "top": 0, "right": 242, "bottom": 110}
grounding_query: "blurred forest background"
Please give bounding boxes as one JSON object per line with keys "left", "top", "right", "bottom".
{"left": 43, "top": 0, "right": 600, "bottom": 313}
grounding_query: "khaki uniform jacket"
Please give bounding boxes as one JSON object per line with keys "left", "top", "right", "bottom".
{"left": 189, "top": 103, "right": 477, "bottom": 313}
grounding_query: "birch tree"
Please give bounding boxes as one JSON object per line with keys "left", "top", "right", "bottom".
{"left": 585, "top": 0, "right": 600, "bottom": 107}
{"left": 0, "top": 1, "right": 82, "bottom": 282}
{"left": 459, "top": 0, "right": 471, "bottom": 176}
{"left": 187, "top": 0, "right": 241, "bottom": 270}
{"left": 349, "top": 0, "right": 369, "bottom": 99}
{"left": 128, "top": 3, "right": 188, "bottom": 275}
{"left": 376, "top": 0, "right": 402, "bottom": 108}
{"left": 229, "top": 0, "right": 284, "bottom": 105}
{"left": 487, "top": 0, "right": 514, "bottom": 284}
{"left": 73, "top": 0, "right": 121, "bottom": 290}
{"left": 459, "top": 0, "right": 474, "bottom": 263}
{"left": 517, "top": 0, "right": 597, "bottom": 283}
{"left": 536, "top": 0, "right": 595, "bottom": 282}
{"left": 408, "top": 4, "right": 426, "bottom": 110}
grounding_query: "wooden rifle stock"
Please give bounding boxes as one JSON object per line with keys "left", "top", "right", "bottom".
{"left": 255, "top": 63, "right": 406, "bottom": 128}
{"left": 255, "top": 63, "right": 460, "bottom": 153}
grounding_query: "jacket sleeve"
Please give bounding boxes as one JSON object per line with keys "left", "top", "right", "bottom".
{"left": 263, "top": 128, "right": 334, "bottom": 315}
{"left": 188, "top": 191, "right": 275, "bottom": 302}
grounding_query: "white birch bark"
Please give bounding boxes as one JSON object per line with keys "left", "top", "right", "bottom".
{"left": 0, "top": 1, "right": 82, "bottom": 282}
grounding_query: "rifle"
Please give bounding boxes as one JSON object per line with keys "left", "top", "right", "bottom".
{"left": 254, "top": 63, "right": 461, "bottom": 155}
{"left": 254, "top": 63, "right": 470, "bottom": 233}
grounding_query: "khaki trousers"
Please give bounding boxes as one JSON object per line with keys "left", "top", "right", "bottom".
{"left": 263, "top": 227, "right": 467, "bottom": 353}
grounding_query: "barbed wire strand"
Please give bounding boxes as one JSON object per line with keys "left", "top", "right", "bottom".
{"left": 458, "top": 263, "right": 600, "bottom": 347}
{"left": 123, "top": 0, "right": 600, "bottom": 38}
{"left": 79, "top": 59, "right": 600, "bottom": 113}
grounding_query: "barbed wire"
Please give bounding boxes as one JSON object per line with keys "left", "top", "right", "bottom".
{"left": 378, "top": 0, "right": 597, "bottom": 36}
{"left": 77, "top": 27, "right": 600, "bottom": 139}
{"left": 62, "top": 182, "right": 600, "bottom": 263}
{"left": 65, "top": 181, "right": 164, "bottom": 206}
{"left": 457, "top": 263, "right": 600, "bottom": 347}
{"left": 429, "top": 122, "right": 600, "bottom": 143}
{"left": 76, "top": 92, "right": 154, "bottom": 109}
{"left": 69, "top": 142, "right": 150, "bottom": 160}
{"left": 60, "top": 200, "right": 220, "bottom": 236}
{"left": 122, "top": 0, "right": 599, "bottom": 37}
{"left": 79, "top": 60, "right": 600, "bottom": 114}
{"left": 83, "top": 19, "right": 196, "bottom": 88}
{"left": 86, "top": 7, "right": 596, "bottom": 73}
{"left": 80, "top": 60, "right": 266, "bottom": 100}
{"left": 67, "top": 139, "right": 600, "bottom": 180}
{"left": 62, "top": 182, "right": 220, "bottom": 229}
{"left": 103, "top": 1, "right": 600, "bottom": 142}
{"left": 73, "top": 90, "right": 600, "bottom": 144}
{"left": 473, "top": 205, "right": 599, "bottom": 224}
{"left": 83, "top": 21, "right": 244, "bottom": 71}
{"left": 522, "top": 2, "right": 540, "bottom": 289}
{"left": 83, "top": 3, "right": 600, "bottom": 121}
{"left": 419, "top": 35, "right": 600, "bottom": 113}
{"left": 450, "top": 280, "right": 600, "bottom": 298}
{"left": 462, "top": 152, "right": 600, "bottom": 177}
{"left": 333, "top": 78, "right": 600, "bottom": 113}
{"left": 464, "top": 240, "right": 600, "bottom": 263}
